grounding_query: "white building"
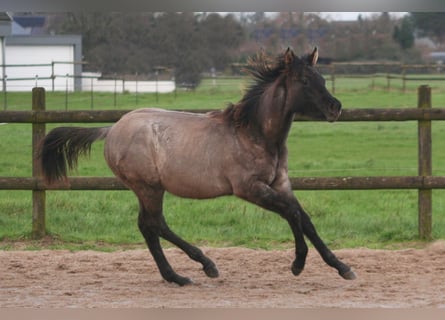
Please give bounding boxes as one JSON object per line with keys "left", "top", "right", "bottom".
{"left": 0, "top": 13, "right": 82, "bottom": 92}
{"left": 0, "top": 13, "right": 175, "bottom": 93}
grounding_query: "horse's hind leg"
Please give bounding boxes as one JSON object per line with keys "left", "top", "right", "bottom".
{"left": 138, "top": 207, "right": 192, "bottom": 286}
{"left": 157, "top": 216, "right": 219, "bottom": 278}
{"left": 137, "top": 191, "right": 192, "bottom": 286}
{"left": 137, "top": 189, "right": 218, "bottom": 285}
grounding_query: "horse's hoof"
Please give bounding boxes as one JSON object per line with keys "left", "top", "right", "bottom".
{"left": 203, "top": 263, "right": 219, "bottom": 278}
{"left": 340, "top": 269, "right": 357, "bottom": 280}
{"left": 291, "top": 264, "right": 304, "bottom": 276}
{"left": 177, "top": 277, "right": 193, "bottom": 286}
{"left": 169, "top": 275, "right": 193, "bottom": 286}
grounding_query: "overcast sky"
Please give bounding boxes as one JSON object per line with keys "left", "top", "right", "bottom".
{"left": 220, "top": 12, "right": 409, "bottom": 21}
{"left": 318, "top": 12, "right": 408, "bottom": 21}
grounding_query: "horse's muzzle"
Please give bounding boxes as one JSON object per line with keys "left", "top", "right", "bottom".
{"left": 326, "top": 99, "right": 342, "bottom": 122}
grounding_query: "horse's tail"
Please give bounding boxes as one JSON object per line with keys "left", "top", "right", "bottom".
{"left": 38, "top": 126, "right": 111, "bottom": 184}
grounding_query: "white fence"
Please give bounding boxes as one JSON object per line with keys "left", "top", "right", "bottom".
{"left": 81, "top": 72, "right": 175, "bottom": 93}
{"left": 0, "top": 64, "right": 176, "bottom": 93}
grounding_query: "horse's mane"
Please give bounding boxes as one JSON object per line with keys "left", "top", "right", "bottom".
{"left": 214, "top": 51, "right": 291, "bottom": 128}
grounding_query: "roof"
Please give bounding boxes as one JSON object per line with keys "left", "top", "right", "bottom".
{"left": 0, "top": 12, "right": 12, "bottom": 36}
{"left": 13, "top": 16, "right": 45, "bottom": 28}
{"left": 11, "top": 15, "right": 47, "bottom": 35}
{"left": 0, "top": 12, "right": 12, "bottom": 22}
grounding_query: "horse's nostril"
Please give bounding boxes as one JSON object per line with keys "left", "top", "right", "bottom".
{"left": 326, "top": 100, "right": 342, "bottom": 122}
{"left": 330, "top": 100, "right": 341, "bottom": 114}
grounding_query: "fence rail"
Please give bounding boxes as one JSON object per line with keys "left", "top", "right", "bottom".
{"left": 2, "top": 176, "right": 445, "bottom": 191}
{"left": 0, "top": 86, "right": 442, "bottom": 240}
{"left": 2, "top": 108, "right": 445, "bottom": 123}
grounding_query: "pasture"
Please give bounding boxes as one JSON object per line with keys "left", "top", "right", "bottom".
{"left": 1, "top": 76, "right": 445, "bottom": 250}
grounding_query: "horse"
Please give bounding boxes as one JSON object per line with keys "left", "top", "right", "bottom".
{"left": 38, "top": 47, "right": 356, "bottom": 286}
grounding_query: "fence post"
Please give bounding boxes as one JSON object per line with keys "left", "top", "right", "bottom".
{"left": 402, "top": 65, "right": 406, "bottom": 93}
{"left": 2, "top": 75, "right": 6, "bottom": 110}
{"left": 32, "top": 87, "right": 46, "bottom": 239}
{"left": 51, "top": 61, "right": 55, "bottom": 92}
{"left": 418, "top": 85, "right": 432, "bottom": 240}
{"left": 331, "top": 64, "right": 335, "bottom": 94}
{"left": 90, "top": 77, "right": 94, "bottom": 109}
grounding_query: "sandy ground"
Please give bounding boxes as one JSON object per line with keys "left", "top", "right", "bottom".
{"left": 1, "top": 241, "right": 445, "bottom": 308}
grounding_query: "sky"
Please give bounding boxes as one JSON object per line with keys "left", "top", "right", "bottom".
{"left": 318, "top": 12, "right": 408, "bottom": 21}
{"left": 219, "top": 12, "right": 410, "bottom": 22}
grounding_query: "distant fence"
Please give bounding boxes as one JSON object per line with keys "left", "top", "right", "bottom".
{"left": 81, "top": 75, "right": 175, "bottom": 94}
{"left": 0, "top": 86, "right": 444, "bottom": 241}
{"left": 0, "top": 61, "right": 84, "bottom": 92}
{"left": 2, "top": 61, "right": 445, "bottom": 111}
{"left": 232, "top": 61, "right": 445, "bottom": 94}
{"left": 3, "top": 60, "right": 445, "bottom": 93}
{"left": 0, "top": 62, "right": 175, "bottom": 92}
{"left": 316, "top": 62, "right": 445, "bottom": 94}
{"left": 326, "top": 72, "right": 445, "bottom": 94}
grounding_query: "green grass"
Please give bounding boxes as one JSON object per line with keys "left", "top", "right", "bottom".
{"left": 1, "top": 76, "right": 445, "bottom": 250}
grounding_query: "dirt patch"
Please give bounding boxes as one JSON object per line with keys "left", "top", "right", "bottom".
{"left": 1, "top": 242, "right": 445, "bottom": 307}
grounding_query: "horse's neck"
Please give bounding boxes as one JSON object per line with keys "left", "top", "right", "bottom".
{"left": 255, "top": 85, "right": 294, "bottom": 152}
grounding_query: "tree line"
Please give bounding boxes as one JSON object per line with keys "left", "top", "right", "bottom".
{"left": 45, "top": 12, "right": 445, "bottom": 87}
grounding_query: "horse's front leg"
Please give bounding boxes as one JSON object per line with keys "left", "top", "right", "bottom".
{"left": 298, "top": 205, "right": 356, "bottom": 280}
{"left": 235, "top": 178, "right": 356, "bottom": 279}
{"left": 234, "top": 181, "right": 309, "bottom": 276}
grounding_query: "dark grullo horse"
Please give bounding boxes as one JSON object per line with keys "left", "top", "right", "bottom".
{"left": 39, "top": 47, "right": 356, "bottom": 286}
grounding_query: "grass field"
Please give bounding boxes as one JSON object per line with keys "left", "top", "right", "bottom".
{"left": 1, "top": 75, "right": 445, "bottom": 250}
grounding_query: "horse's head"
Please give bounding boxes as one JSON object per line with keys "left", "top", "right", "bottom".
{"left": 226, "top": 47, "right": 341, "bottom": 131}
{"left": 282, "top": 47, "right": 341, "bottom": 122}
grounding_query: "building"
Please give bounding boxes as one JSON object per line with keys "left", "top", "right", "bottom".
{"left": 0, "top": 13, "right": 82, "bottom": 92}
{"left": 429, "top": 52, "right": 445, "bottom": 65}
{"left": 0, "top": 13, "right": 175, "bottom": 94}
{"left": 0, "top": 12, "right": 12, "bottom": 92}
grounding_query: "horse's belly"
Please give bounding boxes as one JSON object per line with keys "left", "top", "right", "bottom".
{"left": 167, "top": 185, "right": 232, "bottom": 199}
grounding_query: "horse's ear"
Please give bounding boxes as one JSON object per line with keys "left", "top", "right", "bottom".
{"left": 309, "top": 47, "right": 318, "bottom": 66}
{"left": 284, "top": 47, "right": 296, "bottom": 66}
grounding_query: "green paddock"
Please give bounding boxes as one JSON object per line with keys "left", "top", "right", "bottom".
{"left": 1, "top": 80, "right": 445, "bottom": 250}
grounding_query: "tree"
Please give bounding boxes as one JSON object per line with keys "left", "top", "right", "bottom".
{"left": 393, "top": 16, "right": 414, "bottom": 50}
{"left": 45, "top": 13, "right": 245, "bottom": 87}
{"left": 200, "top": 13, "right": 245, "bottom": 70}
{"left": 46, "top": 13, "right": 158, "bottom": 74}
{"left": 410, "top": 12, "right": 445, "bottom": 44}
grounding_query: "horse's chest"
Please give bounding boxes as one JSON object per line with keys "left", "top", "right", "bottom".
{"left": 252, "top": 154, "right": 282, "bottom": 185}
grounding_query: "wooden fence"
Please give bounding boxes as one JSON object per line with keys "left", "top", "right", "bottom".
{"left": 232, "top": 62, "right": 445, "bottom": 94}
{"left": 0, "top": 86, "right": 444, "bottom": 240}
{"left": 325, "top": 73, "right": 445, "bottom": 94}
